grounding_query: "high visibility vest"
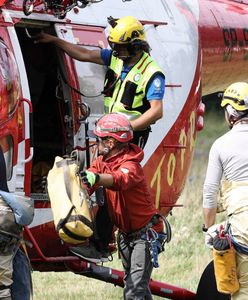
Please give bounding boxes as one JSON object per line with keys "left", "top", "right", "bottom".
{"left": 103, "top": 52, "right": 165, "bottom": 121}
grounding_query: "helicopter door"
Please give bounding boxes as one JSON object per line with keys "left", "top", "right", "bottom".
{"left": 0, "top": 23, "right": 31, "bottom": 194}
{"left": 54, "top": 24, "right": 108, "bottom": 141}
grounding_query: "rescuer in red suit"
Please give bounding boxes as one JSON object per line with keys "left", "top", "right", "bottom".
{"left": 70, "top": 113, "right": 165, "bottom": 300}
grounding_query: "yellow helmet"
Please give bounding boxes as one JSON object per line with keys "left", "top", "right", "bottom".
{"left": 221, "top": 82, "right": 248, "bottom": 111}
{"left": 108, "top": 16, "right": 146, "bottom": 44}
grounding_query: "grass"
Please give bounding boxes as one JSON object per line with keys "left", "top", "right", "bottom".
{"left": 32, "top": 111, "right": 228, "bottom": 299}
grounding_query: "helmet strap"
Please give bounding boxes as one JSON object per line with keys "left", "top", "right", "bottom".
{"left": 112, "top": 50, "right": 134, "bottom": 62}
{"left": 112, "top": 43, "right": 143, "bottom": 62}
{"left": 225, "top": 106, "right": 248, "bottom": 128}
{"left": 233, "top": 111, "right": 248, "bottom": 126}
{"left": 99, "top": 138, "right": 115, "bottom": 157}
{"left": 102, "top": 139, "right": 126, "bottom": 157}
{"left": 127, "top": 41, "right": 142, "bottom": 56}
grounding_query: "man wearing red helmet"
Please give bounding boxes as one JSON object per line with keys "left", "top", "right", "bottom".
{"left": 70, "top": 113, "right": 165, "bottom": 300}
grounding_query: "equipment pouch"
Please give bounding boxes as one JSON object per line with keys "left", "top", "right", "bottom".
{"left": 47, "top": 154, "right": 94, "bottom": 244}
{"left": 213, "top": 228, "right": 239, "bottom": 294}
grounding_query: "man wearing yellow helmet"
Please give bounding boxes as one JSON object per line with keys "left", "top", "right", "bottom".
{"left": 203, "top": 82, "right": 248, "bottom": 300}
{"left": 35, "top": 15, "right": 165, "bottom": 148}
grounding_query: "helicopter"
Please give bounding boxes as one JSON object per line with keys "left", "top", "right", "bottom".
{"left": 0, "top": 0, "right": 248, "bottom": 298}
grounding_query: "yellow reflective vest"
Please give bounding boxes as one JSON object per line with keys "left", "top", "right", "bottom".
{"left": 103, "top": 52, "right": 165, "bottom": 121}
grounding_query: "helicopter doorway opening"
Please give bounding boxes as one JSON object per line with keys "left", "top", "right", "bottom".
{"left": 15, "top": 26, "right": 72, "bottom": 196}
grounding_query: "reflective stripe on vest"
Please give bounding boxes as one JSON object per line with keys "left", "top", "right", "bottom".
{"left": 103, "top": 52, "right": 165, "bottom": 121}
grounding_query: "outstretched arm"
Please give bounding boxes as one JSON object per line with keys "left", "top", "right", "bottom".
{"left": 35, "top": 32, "right": 104, "bottom": 65}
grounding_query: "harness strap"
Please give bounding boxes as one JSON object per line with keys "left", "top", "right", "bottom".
{"left": 0, "top": 229, "right": 32, "bottom": 248}
{"left": 0, "top": 229, "right": 21, "bottom": 240}
{"left": 229, "top": 230, "right": 248, "bottom": 255}
{"left": 120, "top": 214, "right": 172, "bottom": 268}
{"left": 122, "top": 214, "right": 159, "bottom": 240}
{"left": 0, "top": 285, "right": 11, "bottom": 290}
{"left": 121, "top": 214, "right": 171, "bottom": 241}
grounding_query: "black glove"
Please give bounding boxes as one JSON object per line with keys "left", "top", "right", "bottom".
{"left": 80, "top": 170, "right": 99, "bottom": 188}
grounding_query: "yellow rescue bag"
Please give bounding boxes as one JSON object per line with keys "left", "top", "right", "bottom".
{"left": 47, "top": 154, "right": 93, "bottom": 244}
{"left": 213, "top": 226, "right": 239, "bottom": 294}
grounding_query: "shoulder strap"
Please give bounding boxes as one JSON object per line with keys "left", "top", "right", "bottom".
{"left": 63, "top": 160, "right": 72, "bottom": 201}
{"left": 55, "top": 158, "right": 74, "bottom": 202}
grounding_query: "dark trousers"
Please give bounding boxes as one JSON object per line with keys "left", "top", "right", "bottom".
{"left": 132, "top": 127, "right": 151, "bottom": 149}
{"left": 94, "top": 197, "right": 114, "bottom": 252}
{"left": 11, "top": 249, "right": 32, "bottom": 300}
{"left": 118, "top": 233, "right": 153, "bottom": 300}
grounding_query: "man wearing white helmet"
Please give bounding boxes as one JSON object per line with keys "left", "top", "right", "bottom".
{"left": 202, "top": 82, "right": 248, "bottom": 300}
{"left": 35, "top": 15, "right": 165, "bottom": 148}
{"left": 70, "top": 113, "right": 165, "bottom": 300}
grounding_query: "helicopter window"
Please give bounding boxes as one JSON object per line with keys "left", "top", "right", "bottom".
{"left": 0, "top": 40, "right": 20, "bottom": 117}
{"left": 0, "top": 135, "right": 13, "bottom": 180}
{"left": 73, "top": 48, "right": 106, "bottom": 115}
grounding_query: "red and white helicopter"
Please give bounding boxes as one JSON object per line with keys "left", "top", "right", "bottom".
{"left": 0, "top": 0, "right": 248, "bottom": 299}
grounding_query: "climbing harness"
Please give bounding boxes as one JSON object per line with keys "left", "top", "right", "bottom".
{"left": 121, "top": 214, "right": 171, "bottom": 268}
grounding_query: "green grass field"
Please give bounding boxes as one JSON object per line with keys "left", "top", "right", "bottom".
{"left": 32, "top": 111, "right": 228, "bottom": 299}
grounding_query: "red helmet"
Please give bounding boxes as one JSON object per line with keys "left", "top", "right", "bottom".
{"left": 94, "top": 113, "right": 133, "bottom": 143}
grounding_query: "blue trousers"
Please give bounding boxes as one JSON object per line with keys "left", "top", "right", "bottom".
{"left": 11, "top": 249, "right": 32, "bottom": 300}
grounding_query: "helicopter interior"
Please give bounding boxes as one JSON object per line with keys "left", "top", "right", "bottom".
{"left": 15, "top": 25, "right": 73, "bottom": 195}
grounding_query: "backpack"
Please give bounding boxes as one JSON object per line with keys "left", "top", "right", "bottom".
{"left": 47, "top": 153, "right": 94, "bottom": 244}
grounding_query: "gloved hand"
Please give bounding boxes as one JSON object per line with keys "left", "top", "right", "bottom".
{"left": 204, "top": 224, "right": 220, "bottom": 249}
{"left": 80, "top": 170, "right": 100, "bottom": 188}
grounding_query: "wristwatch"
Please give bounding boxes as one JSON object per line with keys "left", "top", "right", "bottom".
{"left": 202, "top": 224, "right": 208, "bottom": 232}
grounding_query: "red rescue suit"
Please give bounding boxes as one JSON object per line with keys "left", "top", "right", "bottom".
{"left": 88, "top": 143, "right": 163, "bottom": 234}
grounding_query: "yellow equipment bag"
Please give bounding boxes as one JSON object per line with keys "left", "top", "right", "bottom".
{"left": 47, "top": 153, "right": 94, "bottom": 244}
{"left": 213, "top": 226, "right": 240, "bottom": 294}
